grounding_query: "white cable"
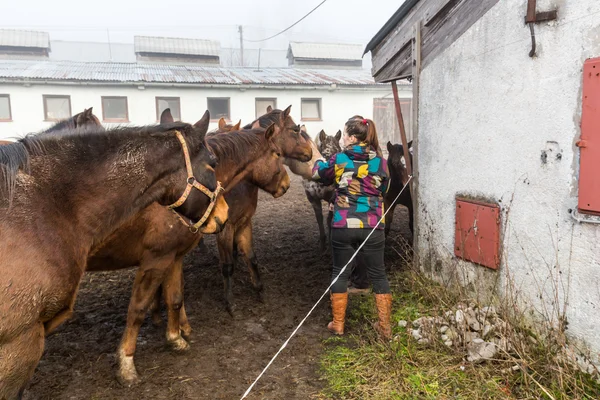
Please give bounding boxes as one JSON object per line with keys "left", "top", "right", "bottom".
{"left": 240, "top": 176, "right": 413, "bottom": 399}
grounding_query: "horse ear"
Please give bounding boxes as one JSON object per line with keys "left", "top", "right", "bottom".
{"left": 266, "top": 105, "right": 273, "bottom": 113}
{"left": 251, "top": 120, "right": 261, "bottom": 129}
{"left": 160, "top": 108, "right": 174, "bottom": 124}
{"left": 318, "top": 130, "right": 326, "bottom": 143}
{"left": 232, "top": 120, "right": 241, "bottom": 131}
{"left": 264, "top": 123, "right": 278, "bottom": 141}
{"left": 335, "top": 130, "right": 342, "bottom": 141}
{"left": 300, "top": 124, "right": 307, "bottom": 134}
{"left": 218, "top": 118, "right": 226, "bottom": 129}
{"left": 193, "top": 110, "right": 211, "bottom": 135}
{"left": 407, "top": 140, "right": 413, "bottom": 148}
{"left": 387, "top": 141, "right": 393, "bottom": 153}
{"left": 282, "top": 105, "right": 292, "bottom": 119}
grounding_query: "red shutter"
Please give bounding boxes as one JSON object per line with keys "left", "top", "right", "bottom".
{"left": 578, "top": 57, "right": 600, "bottom": 215}
{"left": 455, "top": 198, "right": 500, "bottom": 270}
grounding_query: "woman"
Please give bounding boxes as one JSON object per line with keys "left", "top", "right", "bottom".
{"left": 311, "top": 115, "right": 392, "bottom": 339}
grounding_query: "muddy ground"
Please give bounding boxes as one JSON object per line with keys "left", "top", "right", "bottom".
{"left": 24, "top": 172, "right": 410, "bottom": 400}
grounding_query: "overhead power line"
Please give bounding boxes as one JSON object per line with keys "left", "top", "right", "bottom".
{"left": 244, "top": 0, "right": 328, "bottom": 43}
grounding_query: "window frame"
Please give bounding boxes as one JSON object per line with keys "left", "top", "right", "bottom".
{"left": 43, "top": 95, "right": 72, "bottom": 122}
{"left": 155, "top": 96, "right": 181, "bottom": 122}
{"left": 255, "top": 97, "right": 277, "bottom": 119}
{"left": 101, "top": 96, "right": 129, "bottom": 123}
{"left": 301, "top": 98, "right": 322, "bottom": 121}
{"left": 207, "top": 97, "right": 231, "bottom": 121}
{"left": 0, "top": 94, "right": 12, "bottom": 122}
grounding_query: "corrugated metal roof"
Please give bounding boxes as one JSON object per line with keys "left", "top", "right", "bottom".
{"left": 288, "top": 42, "right": 363, "bottom": 61}
{"left": 0, "top": 29, "right": 50, "bottom": 49}
{"left": 0, "top": 60, "right": 387, "bottom": 86}
{"left": 134, "top": 36, "right": 220, "bottom": 57}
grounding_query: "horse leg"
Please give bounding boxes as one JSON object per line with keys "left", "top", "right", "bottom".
{"left": 308, "top": 194, "right": 326, "bottom": 251}
{"left": 163, "top": 258, "right": 190, "bottom": 352}
{"left": 43, "top": 284, "right": 81, "bottom": 336}
{"left": 149, "top": 288, "right": 163, "bottom": 326}
{"left": 384, "top": 202, "right": 396, "bottom": 237}
{"left": 117, "top": 256, "right": 171, "bottom": 386}
{"left": 217, "top": 227, "right": 236, "bottom": 315}
{"left": 178, "top": 301, "right": 192, "bottom": 339}
{"left": 0, "top": 323, "right": 45, "bottom": 400}
{"left": 234, "top": 221, "right": 263, "bottom": 297}
{"left": 407, "top": 201, "right": 414, "bottom": 235}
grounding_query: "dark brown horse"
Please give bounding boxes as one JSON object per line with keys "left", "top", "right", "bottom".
{"left": 212, "top": 106, "right": 312, "bottom": 313}
{"left": 86, "top": 109, "right": 288, "bottom": 386}
{"left": 0, "top": 107, "right": 103, "bottom": 146}
{"left": 0, "top": 118, "right": 220, "bottom": 399}
{"left": 385, "top": 140, "right": 413, "bottom": 235}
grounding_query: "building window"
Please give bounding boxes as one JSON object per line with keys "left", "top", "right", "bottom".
{"left": 156, "top": 97, "right": 181, "bottom": 121}
{"left": 207, "top": 98, "right": 230, "bottom": 120}
{"left": 301, "top": 98, "right": 322, "bottom": 121}
{"left": 0, "top": 95, "right": 11, "bottom": 121}
{"left": 255, "top": 98, "right": 277, "bottom": 118}
{"left": 101, "top": 96, "right": 129, "bottom": 122}
{"left": 43, "top": 95, "right": 71, "bottom": 121}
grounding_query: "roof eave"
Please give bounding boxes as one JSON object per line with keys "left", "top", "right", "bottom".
{"left": 363, "top": 0, "right": 420, "bottom": 56}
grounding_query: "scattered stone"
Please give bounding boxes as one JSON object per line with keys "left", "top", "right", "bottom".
{"left": 464, "top": 332, "right": 480, "bottom": 343}
{"left": 444, "top": 340, "right": 453, "bottom": 347}
{"left": 481, "top": 306, "right": 497, "bottom": 316}
{"left": 398, "top": 320, "right": 408, "bottom": 328}
{"left": 412, "top": 317, "right": 424, "bottom": 328}
{"left": 439, "top": 325, "right": 449, "bottom": 334}
{"left": 411, "top": 329, "right": 422, "bottom": 340}
{"left": 446, "top": 327, "right": 459, "bottom": 341}
{"left": 482, "top": 323, "right": 494, "bottom": 339}
{"left": 472, "top": 338, "right": 484, "bottom": 344}
{"left": 418, "top": 338, "right": 430, "bottom": 345}
{"left": 466, "top": 341, "right": 497, "bottom": 363}
{"left": 441, "top": 334, "right": 449, "bottom": 342}
{"left": 455, "top": 310, "right": 465, "bottom": 324}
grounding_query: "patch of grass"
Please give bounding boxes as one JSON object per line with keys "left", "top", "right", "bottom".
{"left": 317, "top": 265, "right": 600, "bottom": 400}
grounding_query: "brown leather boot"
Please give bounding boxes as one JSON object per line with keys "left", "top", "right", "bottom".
{"left": 374, "top": 293, "right": 393, "bottom": 340}
{"left": 327, "top": 292, "right": 348, "bottom": 335}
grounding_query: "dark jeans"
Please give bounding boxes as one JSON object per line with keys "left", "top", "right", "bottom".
{"left": 330, "top": 228, "right": 389, "bottom": 294}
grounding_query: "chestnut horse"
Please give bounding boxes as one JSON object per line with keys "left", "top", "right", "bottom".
{"left": 211, "top": 106, "right": 312, "bottom": 313}
{"left": 0, "top": 120, "right": 220, "bottom": 399}
{"left": 85, "top": 109, "right": 288, "bottom": 386}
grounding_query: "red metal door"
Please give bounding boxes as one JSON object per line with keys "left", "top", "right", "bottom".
{"left": 578, "top": 57, "right": 600, "bottom": 214}
{"left": 454, "top": 198, "right": 500, "bottom": 270}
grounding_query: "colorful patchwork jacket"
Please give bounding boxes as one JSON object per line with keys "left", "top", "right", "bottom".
{"left": 312, "top": 143, "right": 389, "bottom": 230}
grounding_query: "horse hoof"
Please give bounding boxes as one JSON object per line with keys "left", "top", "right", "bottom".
{"left": 117, "top": 360, "right": 140, "bottom": 387}
{"left": 180, "top": 325, "right": 192, "bottom": 340}
{"left": 168, "top": 337, "right": 190, "bottom": 352}
{"left": 117, "top": 373, "right": 140, "bottom": 387}
{"left": 226, "top": 304, "right": 235, "bottom": 317}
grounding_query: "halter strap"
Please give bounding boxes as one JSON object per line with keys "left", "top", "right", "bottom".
{"left": 167, "top": 130, "right": 223, "bottom": 233}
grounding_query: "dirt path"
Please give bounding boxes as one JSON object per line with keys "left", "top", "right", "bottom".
{"left": 24, "top": 172, "right": 410, "bottom": 400}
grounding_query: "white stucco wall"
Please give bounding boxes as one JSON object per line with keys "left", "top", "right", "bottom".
{"left": 417, "top": 0, "right": 600, "bottom": 355}
{"left": 0, "top": 83, "right": 409, "bottom": 141}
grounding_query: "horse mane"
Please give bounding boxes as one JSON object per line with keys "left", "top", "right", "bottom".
{"left": 0, "top": 122, "right": 195, "bottom": 202}
{"left": 244, "top": 110, "right": 283, "bottom": 130}
{"left": 206, "top": 129, "right": 269, "bottom": 164}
